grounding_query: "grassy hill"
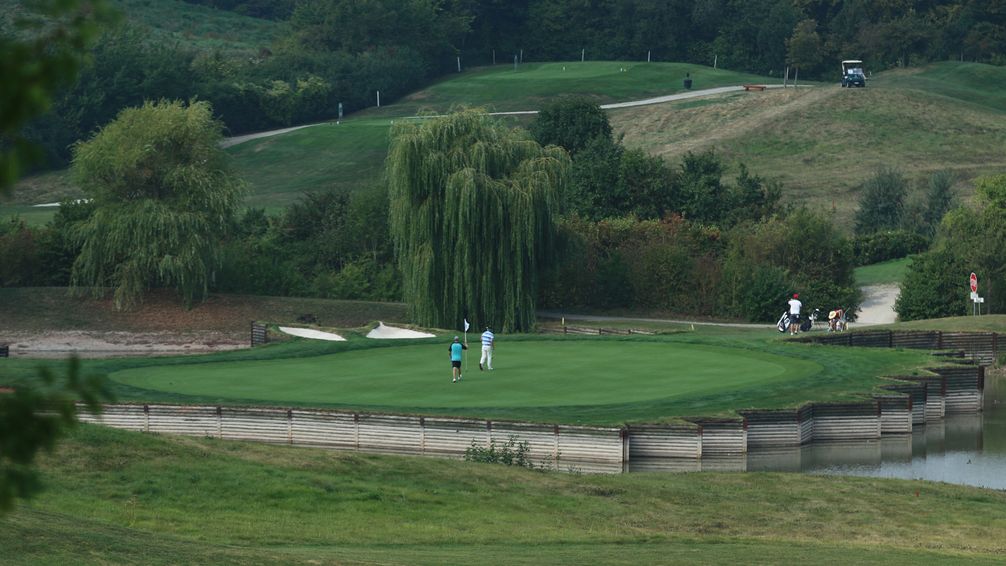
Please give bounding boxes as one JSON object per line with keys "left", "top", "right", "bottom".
{"left": 8, "top": 61, "right": 1006, "bottom": 228}
{"left": 611, "top": 62, "right": 1006, "bottom": 230}
{"left": 230, "top": 62, "right": 772, "bottom": 209}
{"left": 3, "top": 62, "right": 775, "bottom": 216}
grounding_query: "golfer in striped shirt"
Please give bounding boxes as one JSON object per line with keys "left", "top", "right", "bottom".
{"left": 479, "top": 327, "right": 494, "bottom": 371}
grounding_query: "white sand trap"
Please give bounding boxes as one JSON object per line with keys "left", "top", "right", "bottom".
{"left": 367, "top": 322, "right": 435, "bottom": 339}
{"left": 278, "top": 326, "right": 346, "bottom": 341}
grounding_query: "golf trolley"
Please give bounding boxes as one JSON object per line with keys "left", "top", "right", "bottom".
{"left": 777, "top": 308, "right": 820, "bottom": 333}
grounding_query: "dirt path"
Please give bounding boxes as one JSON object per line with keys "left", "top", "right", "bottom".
{"left": 856, "top": 284, "right": 900, "bottom": 325}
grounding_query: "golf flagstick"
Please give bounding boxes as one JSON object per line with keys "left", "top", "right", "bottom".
{"left": 463, "top": 319, "right": 470, "bottom": 375}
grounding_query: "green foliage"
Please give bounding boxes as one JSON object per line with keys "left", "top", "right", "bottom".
{"left": 70, "top": 100, "right": 244, "bottom": 310}
{"left": 677, "top": 150, "right": 728, "bottom": 223}
{"left": 0, "top": 0, "right": 118, "bottom": 190}
{"left": 786, "top": 19, "right": 823, "bottom": 79}
{"left": 897, "top": 174, "right": 1006, "bottom": 320}
{"left": 464, "top": 435, "right": 534, "bottom": 469}
{"left": 721, "top": 209, "right": 859, "bottom": 321}
{"left": 895, "top": 248, "right": 967, "bottom": 320}
{"left": 530, "top": 97, "right": 612, "bottom": 155}
{"left": 852, "top": 230, "right": 930, "bottom": 266}
{"left": 0, "top": 218, "right": 42, "bottom": 286}
{"left": 542, "top": 216, "right": 722, "bottom": 314}
{"left": 387, "top": 109, "right": 569, "bottom": 332}
{"left": 0, "top": 356, "right": 111, "bottom": 513}
{"left": 923, "top": 170, "right": 957, "bottom": 233}
{"left": 855, "top": 168, "right": 909, "bottom": 235}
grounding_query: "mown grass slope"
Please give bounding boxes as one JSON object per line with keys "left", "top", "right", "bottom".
{"left": 228, "top": 62, "right": 773, "bottom": 208}
{"left": 611, "top": 62, "right": 1006, "bottom": 230}
{"left": 2, "top": 425, "right": 1003, "bottom": 564}
{"left": 5, "top": 62, "right": 774, "bottom": 214}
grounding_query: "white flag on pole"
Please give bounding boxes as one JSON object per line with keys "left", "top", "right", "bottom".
{"left": 463, "top": 319, "right": 470, "bottom": 332}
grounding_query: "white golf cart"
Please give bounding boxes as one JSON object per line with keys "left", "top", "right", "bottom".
{"left": 841, "top": 60, "right": 866, "bottom": 88}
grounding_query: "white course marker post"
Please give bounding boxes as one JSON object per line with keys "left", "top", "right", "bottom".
{"left": 647, "top": 50, "right": 651, "bottom": 62}
{"left": 581, "top": 48, "right": 585, "bottom": 62}
{"left": 376, "top": 90, "right": 381, "bottom": 108}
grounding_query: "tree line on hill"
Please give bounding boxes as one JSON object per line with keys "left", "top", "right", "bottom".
{"left": 1, "top": 93, "right": 991, "bottom": 326}
{"left": 14, "top": 0, "right": 1006, "bottom": 173}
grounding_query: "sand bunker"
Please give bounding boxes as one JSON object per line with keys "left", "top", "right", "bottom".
{"left": 278, "top": 326, "right": 346, "bottom": 341}
{"left": 366, "top": 322, "right": 435, "bottom": 339}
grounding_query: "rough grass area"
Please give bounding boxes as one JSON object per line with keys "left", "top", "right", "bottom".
{"left": 855, "top": 257, "right": 913, "bottom": 286}
{"left": 1, "top": 425, "right": 1002, "bottom": 564}
{"left": 881, "top": 314, "right": 1006, "bottom": 333}
{"left": 0, "top": 288, "right": 406, "bottom": 337}
{"left": 611, "top": 62, "right": 1006, "bottom": 231}
{"left": 112, "top": 0, "right": 281, "bottom": 55}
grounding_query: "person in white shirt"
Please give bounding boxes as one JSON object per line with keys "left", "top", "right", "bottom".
{"left": 787, "top": 293, "right": 802, "bottom": 335}
{"left": 479, "top": 327, "right": 495, "bottom": 371}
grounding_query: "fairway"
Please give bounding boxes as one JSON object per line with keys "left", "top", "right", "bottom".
{"left": 112, "top": 340, "right": 819, "bottom": 412}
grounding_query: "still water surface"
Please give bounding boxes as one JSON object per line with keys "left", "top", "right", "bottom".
{"left": 624, "top": 375, "right": 1006, "bottom": 489}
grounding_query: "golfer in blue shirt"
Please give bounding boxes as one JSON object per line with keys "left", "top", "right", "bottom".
{"left": 449, "top": 336, "right": 468, "bottom": 383}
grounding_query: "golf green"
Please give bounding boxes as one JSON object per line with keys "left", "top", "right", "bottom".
{"left": 111, "top": 341, "right": 820, "bottom": 409}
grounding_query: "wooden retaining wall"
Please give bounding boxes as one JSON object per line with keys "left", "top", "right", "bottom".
{"left": 686, "top": 418, "right": 747, "bottom": 456}
{"left": 932, "top": 365, "right": 985, "bottom": 414}
{"left": 811, "top": 402, "right": 881, "bottom": 441}
{"left": 739, "top": 407, "right": 808, "bottom": 448}
{"left": 874, "top": 394, "right": 912, "bottom": 434}
{"left": 882, "top": 380, "right": 927, "bottom": 425}
{"left": 75, "top": 351, "right": 987, "bottom": 468}
{"left": 808, "top": 330, "right": 999, "bottom": 365}
{"left": 626, "top": 423, "right": 701, "bottom": 459}
{"left": 77, "top": 404, "right": 625, "bottom": 465}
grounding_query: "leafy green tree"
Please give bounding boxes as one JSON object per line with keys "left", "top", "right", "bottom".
{"left": 387, "top": 109, "right": 569, "bottom": 331}
{"left": 897, "top": 174, "right": 1006, "bottom": 320}
{"left": 854, "top": 167, "right": 908, "bottom": 235}
{"left": 0, "top": 0, "right": 118, "bottom": 188}
{"left": 923, "top": 169, "right": 957, "bottom": 235}
{"left": 676, "top": 150, "right": 728, "bottom": 224}
{"left": 70, "top": 100, "right": 244, "bottom": 310}
{"left": 721, "top": 209, "right": 859, "bottom": 320}
{"left": 0, "top": 0, "right": 115, "bottom": 516}
{"left": 530, "top": 96, "right": 612, "bottom": 155}
{"left": 895, "top": 248, "right": 967, "bottom": 320}
{"left": 786, "top": 19, "right": 823, "bottom": 84}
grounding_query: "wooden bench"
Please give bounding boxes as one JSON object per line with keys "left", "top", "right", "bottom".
{"left": 742, "top": 84, "right": 766, "bottom": 92}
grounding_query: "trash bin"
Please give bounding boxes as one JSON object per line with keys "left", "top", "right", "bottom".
{"left": 683, "top": 77, "right": 692, "bottom": 89}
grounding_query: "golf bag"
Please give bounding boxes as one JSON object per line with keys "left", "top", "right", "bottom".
{"left": 777, "top": 312, "right": 791, "bottom": 333}
{"left": 777, "top": 309, "right": 818, "bottom": 333}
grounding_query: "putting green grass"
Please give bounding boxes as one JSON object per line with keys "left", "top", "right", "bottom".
{"left": 112, "top": 342, "right": 819, "bottom": 407}
{"left": 97, "top": 335, "right": 932, "bottom": 424}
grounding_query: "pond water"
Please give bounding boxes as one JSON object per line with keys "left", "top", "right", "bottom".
{"left": 626, "top": 374, "right": 1006, "bottom": 490}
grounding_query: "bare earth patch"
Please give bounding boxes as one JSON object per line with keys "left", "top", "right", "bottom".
{"left": 0, "top": 330, "right": 246, "bottom": 358}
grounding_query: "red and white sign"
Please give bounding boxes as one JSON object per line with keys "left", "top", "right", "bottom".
{"left": 970, "top": 272, "right": 978, "bottom": 294}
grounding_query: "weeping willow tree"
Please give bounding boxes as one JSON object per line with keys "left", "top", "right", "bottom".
{"left": 388, "top": 110, "right": 570, "bottom": 332}
{"left": 70, "top": 100, "right": 244, "bottom": 310}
